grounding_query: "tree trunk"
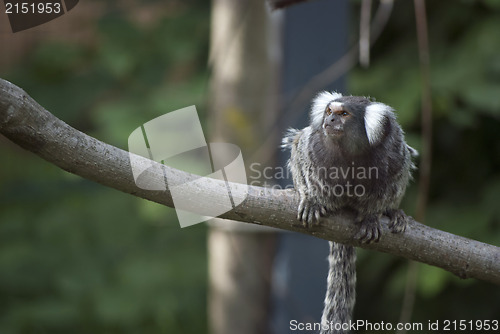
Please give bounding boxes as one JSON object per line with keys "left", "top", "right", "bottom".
{"left": 207, "top": 0, "right": 281, "bottom": 333}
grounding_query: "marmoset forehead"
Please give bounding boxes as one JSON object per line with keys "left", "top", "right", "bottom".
{"left": 333, "top": 96, "right": 372, "bottom": 107}
{"left": 326, "top": 101, "right": 344, "bottom": 111}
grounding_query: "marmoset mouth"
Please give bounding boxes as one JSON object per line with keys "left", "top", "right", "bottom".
{"left": 323, "top": 124, "right": 343, "bottom": 137}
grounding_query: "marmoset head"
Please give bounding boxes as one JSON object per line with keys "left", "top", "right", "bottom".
{"left": 310, "top": 92, "right": 395, "bottom": 154}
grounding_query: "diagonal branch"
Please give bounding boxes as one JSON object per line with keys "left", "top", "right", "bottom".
{"left": 1, "top": 78, "right": 499, "bottom": 285}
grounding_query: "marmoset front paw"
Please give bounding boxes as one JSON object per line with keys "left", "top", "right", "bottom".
{"left": 355, "top": 215, "right": 382, "bottom": 244}
{"left": 297, "top": 198, "right": 327, "bottom": 227}
{"left": 386, "top": 209, "right": 410, "bottom": 234}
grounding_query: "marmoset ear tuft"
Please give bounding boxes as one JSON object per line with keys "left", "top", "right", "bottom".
{"left": 310, "top": 91, "right": 343, "bottom": 129}
{"left": 364, "top": 103, "right": 392, "bottom": 145}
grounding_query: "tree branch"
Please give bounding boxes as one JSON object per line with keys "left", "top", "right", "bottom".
{"left": 267, "top": 0, "right": 313, "bottom": 10}
{"left": 1, "top": 78, "right": 499, "bottom": 284}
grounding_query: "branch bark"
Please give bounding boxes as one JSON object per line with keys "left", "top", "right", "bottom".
{"left": 1, "top": 78, "right": 499, "bottom": 285}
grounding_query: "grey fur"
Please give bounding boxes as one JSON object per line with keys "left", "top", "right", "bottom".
{"left": 282, "top": 93, "right": 416, "bottom": 333}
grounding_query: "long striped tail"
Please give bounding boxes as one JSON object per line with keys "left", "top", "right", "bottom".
{"left": 320, "top": 242, "right": 357, "bottom": 334}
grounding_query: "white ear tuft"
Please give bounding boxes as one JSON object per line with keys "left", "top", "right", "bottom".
{"left": 364, "top": 103, "right": 391, "bottom": 145}
{"left": 310, "top": 91, "right": 343, "bottom": 128}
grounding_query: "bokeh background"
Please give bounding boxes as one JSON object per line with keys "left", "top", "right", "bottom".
{"left": 1, "top": 0, "right": 499, "bottom": 333}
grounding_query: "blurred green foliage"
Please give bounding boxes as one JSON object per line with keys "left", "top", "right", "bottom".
{"left": 350, "top": 0, "right": 500, "bottom": 329}
{"left": 1, "top": 1, "right": 210, "bottom": 333}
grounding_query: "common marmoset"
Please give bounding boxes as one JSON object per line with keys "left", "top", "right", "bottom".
{"left": 282, "top": 92, "right": 417, "bottom": 333}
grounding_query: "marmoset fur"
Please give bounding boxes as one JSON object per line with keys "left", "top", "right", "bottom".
{"left": 282, "top": 92, "right": 417, "bottom": 334}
